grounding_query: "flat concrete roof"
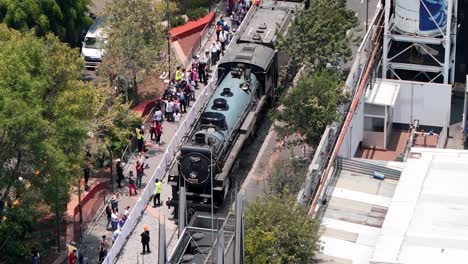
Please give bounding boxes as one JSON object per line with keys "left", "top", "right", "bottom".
{"left": 371, "top": 148, "right": 468, "bottom": 264}
{"left": 319, "top": 161, "right": 400, "bottom": 264}
{"left": 365, "top": 80, "right": 400, "bottom": 107}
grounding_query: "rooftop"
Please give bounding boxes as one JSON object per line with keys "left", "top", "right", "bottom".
{"left": 364, "top": 80, "right": 400, "bottom": 107}
{"left": 371, "top": 148, "right": 468, "bottom": 264}
{"left": 320, "top": 148, "right": 468, "bottom": 264}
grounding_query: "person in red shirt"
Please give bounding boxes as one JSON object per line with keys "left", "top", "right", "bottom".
{"left": 135, "top": 161, "right": 144, "bottom": 188}
{"left": 69, "top": 249, "right": 77, "bottom": 264}
{"left": 155, "top": 122, "right": 163, "bottom": 146}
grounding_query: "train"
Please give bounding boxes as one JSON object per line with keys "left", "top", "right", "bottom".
{"left": 166, "top": 0, "right": 305, "bottom": 214}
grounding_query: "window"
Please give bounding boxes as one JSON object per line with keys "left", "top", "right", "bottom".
{"left": 84, "top": 37, "right": 105, "bottom": 49}
{"left": 364, "top": 117, "right": 384, "bottom": 132}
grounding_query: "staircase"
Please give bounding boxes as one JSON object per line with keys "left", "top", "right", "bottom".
{"left": 340, "top": 158, "right": 402, "bottom": 180}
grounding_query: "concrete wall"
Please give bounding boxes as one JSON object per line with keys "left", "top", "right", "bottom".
{"left": 391, "top": 80, "right": 451, "bottom": 127}
{"left": 363, "top": 131, "right": 385, "bottom": 149}
{"left": 339, "top": 93, "right": 365, "bottom": 158}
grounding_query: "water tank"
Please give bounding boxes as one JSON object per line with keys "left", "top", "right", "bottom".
{"left": 394, "top": 0, "right": 447, "bottom": 37}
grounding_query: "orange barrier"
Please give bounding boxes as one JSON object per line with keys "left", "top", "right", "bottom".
{"left": 170, "top": 12, "right": 215, "bottom": 41}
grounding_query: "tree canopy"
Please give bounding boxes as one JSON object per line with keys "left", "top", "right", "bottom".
{"left": 271, "top": 70, "right": 347, "bottom": 147}
{"left": 0, "top": 25, "right": 95, "bottom": 262}
{"left": 268, "top": 159, "right": 307, "bottom": 195}
{"left": 279, "top": 0, "right": 359, "bottom": 72}
{"left": 99, "top": 0, "right": 168, "bottom": 97}
{"left": 245, "top": 195, "right": 321, "bottom": 264}
{"left": 0, "top": 0, "right": 93, "bottom": 44}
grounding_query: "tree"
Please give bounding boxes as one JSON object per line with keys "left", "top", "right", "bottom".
{"left": 278, "top": 0, "right": 359, "bottom": 72}
{"left": 0, "top": 25, "right": 95, "bottom": 262}
{"left": 271, "top": 70, "right": 347, "bottom": 147}
{"left": 245, "top": 195, "right": 321, "bottom": 264}
{"left": 268, "top": 159, "right": 307, "bottom": 195}
{"left": 0, "top": 0, "right": 93, "bottom": 45}
{"left": 87, "top": 87, "right": 141, "bottom": 168}
{"left": 99, "top": 0, "right": 167, "bottom": 98}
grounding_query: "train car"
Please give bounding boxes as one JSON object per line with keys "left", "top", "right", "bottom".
{"left": 167, "top": 0, "right": 304, "bottom": 213}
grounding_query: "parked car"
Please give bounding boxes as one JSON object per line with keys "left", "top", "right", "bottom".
{"left": 81, "top": 17, "right": 107, "bottom": 70}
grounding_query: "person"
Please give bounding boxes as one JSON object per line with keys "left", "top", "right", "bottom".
{"left": 118, "top": 214, "right": 127, "bottom": 230}
{"left": 154, "top": 107, "right": 163, "bottom": 124}
{"left": 216, "top": 40, "right": 222, "bottom": 59}
{"left": 150, "top": 121, "right": 157, "bottom": 141}
{"left": 179, "top": 90, "right": 187, "bottom": 113}
{"left": 165, "top": 99, "right": 174, "bottom": 122}
{"left": 175, "top": 66, "right": 182, "bottom": 81}
{"left": 82, "top": 161, "right": 91, "bottom": 191}
{"left": 116, "top": 159, "right": 124, "bottom": 188}
{"left": 111, "top": 208, "right": 119, "bottom": 232}
{"left": 135, "top": 161, "right": 144, "bottom": 188}
{"left": 112, "top": 229, "right": 121, "bottom": 243}
{"left": 140, "top": 226, "right": 151, "bottom": 255}
{"left": 153, "top": 179, "right": 162, "bottom": 207}
{"left": 99, "top": 235, "right": 109, "bottom": 261}
{"left": 216, "top": 18, "right": 223, "bottom": 41}
{"left": 31, "top": 248, "right": 40, "bottom": 264}
{"left": 219, "top": 29, "right": 227, "bottom": 51}
{"left": 174, "top": 111, "right": 181, "bottom": 130}
{"left": 124, "top": 206, "right": 131, "bottom": 217}
{"left": 198, "top": 54, "right": 208, "bottom": 85}
{"left": 191, "top": 67, "right": 198, "bottom": 87}
{"left": 135, "top": 126, "right": 144, "bottom": 153}
{"left": 231, "top": 11, "right": 239, "bottom": 31}
{"left": 110, "top": 194, "right": 118, "bottom": 210}
{"left": 210, "top": 42, "right": 218, "bottom": 66}
{"left": 155, "top": 122, "right": 163, "bottom": 146}
{"left": 69, "top": 249, "right": 77, "bottom": 264}
{"left": 105, "top": 204, "right": 112, "bottom": 230}
{"left": 128, "top": 171, "right": 137, "bottom": 196}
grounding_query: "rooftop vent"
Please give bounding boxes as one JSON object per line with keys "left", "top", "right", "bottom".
{"left": 221, "top": 88, "right": 233, "bottom": 97}
{"left": 212, "top": 98, "right": 229, "bottom": 111}
{"left": 252, "top": 33, "right": 261, "bottom": 41}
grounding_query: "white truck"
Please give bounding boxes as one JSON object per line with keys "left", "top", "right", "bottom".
{"left": 81, "top": 17, "right": 107, "bottom": 70}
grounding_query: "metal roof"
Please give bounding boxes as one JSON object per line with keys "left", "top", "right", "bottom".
{"left": 219, "top": 43, "right": 275, "bottom": 70}
{"left": 365, "top": 79, "right": 400, "bottom": 107}
{"left": 237, "top": 0, "right": 303, "bottom": 46}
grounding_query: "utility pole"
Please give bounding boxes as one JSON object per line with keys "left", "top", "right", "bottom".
{"left": 166, "top": 0, "right": 171, "bottom": 79}
{"left": 77, "top": 177, "right": 83, "bottom": 242}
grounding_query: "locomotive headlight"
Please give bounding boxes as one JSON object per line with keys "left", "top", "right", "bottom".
{"left": 203, "top": 198, "right": 209, "bottom": 204}
{"left": 190, "top": 171, "right": 198, "bottom": 179}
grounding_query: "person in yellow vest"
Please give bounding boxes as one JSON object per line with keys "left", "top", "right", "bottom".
{"left": 153, "top": 179, "right": 162, "bottom": 207}
{"left": 135, "top": 125, "right": 144, "bottom": 153}
{"left": 175, "top": 66, "right": 183, "bottom": 82}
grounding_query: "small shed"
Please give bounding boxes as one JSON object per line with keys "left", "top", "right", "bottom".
{"left": 363, "top": 80, "right": 400, "bottom": 149}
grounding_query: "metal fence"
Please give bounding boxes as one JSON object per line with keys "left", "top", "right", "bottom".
{"left": 101, "top": 4, "right": 255, "bottom": 263}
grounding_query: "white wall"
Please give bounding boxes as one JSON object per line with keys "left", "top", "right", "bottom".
{"left": 390, "top": 79, "right": 451, "bottom": 127}
{"left": 339, "top": 93, "right": 365, "bottom": 158}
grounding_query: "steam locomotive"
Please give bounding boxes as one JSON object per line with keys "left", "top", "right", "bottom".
{"left": 167, "top": 0, "right": 304, "bottom": 212}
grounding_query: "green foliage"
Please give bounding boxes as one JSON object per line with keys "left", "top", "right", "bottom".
{"left": 87, "top": 88, "right": 142, "bottom": 164}
{"left": 245, "top": 195, "right": 321, "bottom": 264}
{"left": 271, "top": 70, "right": 348, "bottom": 147}
{"left": 177, "top": 0, "right": 210, "bottom": 12}
{"left": 0, "top": 0, "right": 93, "bottom": 45}
{"left": 279, "top": 0, "right": 359, "bottom": 72}
{"left": 0, "top": 25, "right": 95, "bottom": 262}
{"left": 99, "top": 0, "right": 167, "bottom": 96}
{"left": 170, "top": 15, "right": 186, "bottom": 28}
{"left": 186, "top": 8, "right": 208, "bottom": 21}
{"left": 268, "top": 159, "right": 307, "bottom": 195}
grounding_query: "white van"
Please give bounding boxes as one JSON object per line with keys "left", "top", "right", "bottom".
{"left": 81, "top": 17, "right": 107, "bottom": 70}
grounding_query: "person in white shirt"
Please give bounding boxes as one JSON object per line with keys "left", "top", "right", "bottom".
{"left": 219, "top": 29, "right": 227, "bottom": 51}
{"left": 124, "top": 206, "right": 130, "bottom": 217}
{"left": 154, "top": 107, "right": 163, "bottom": 124}
{"left": 210, "top": 42, "right": 218, "bottom": 65}
{"left": 174, "top": 112, "right": 181, "bottom": 130}
{"left": 216, "top": 40, "right": 222, "bottom": 58}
